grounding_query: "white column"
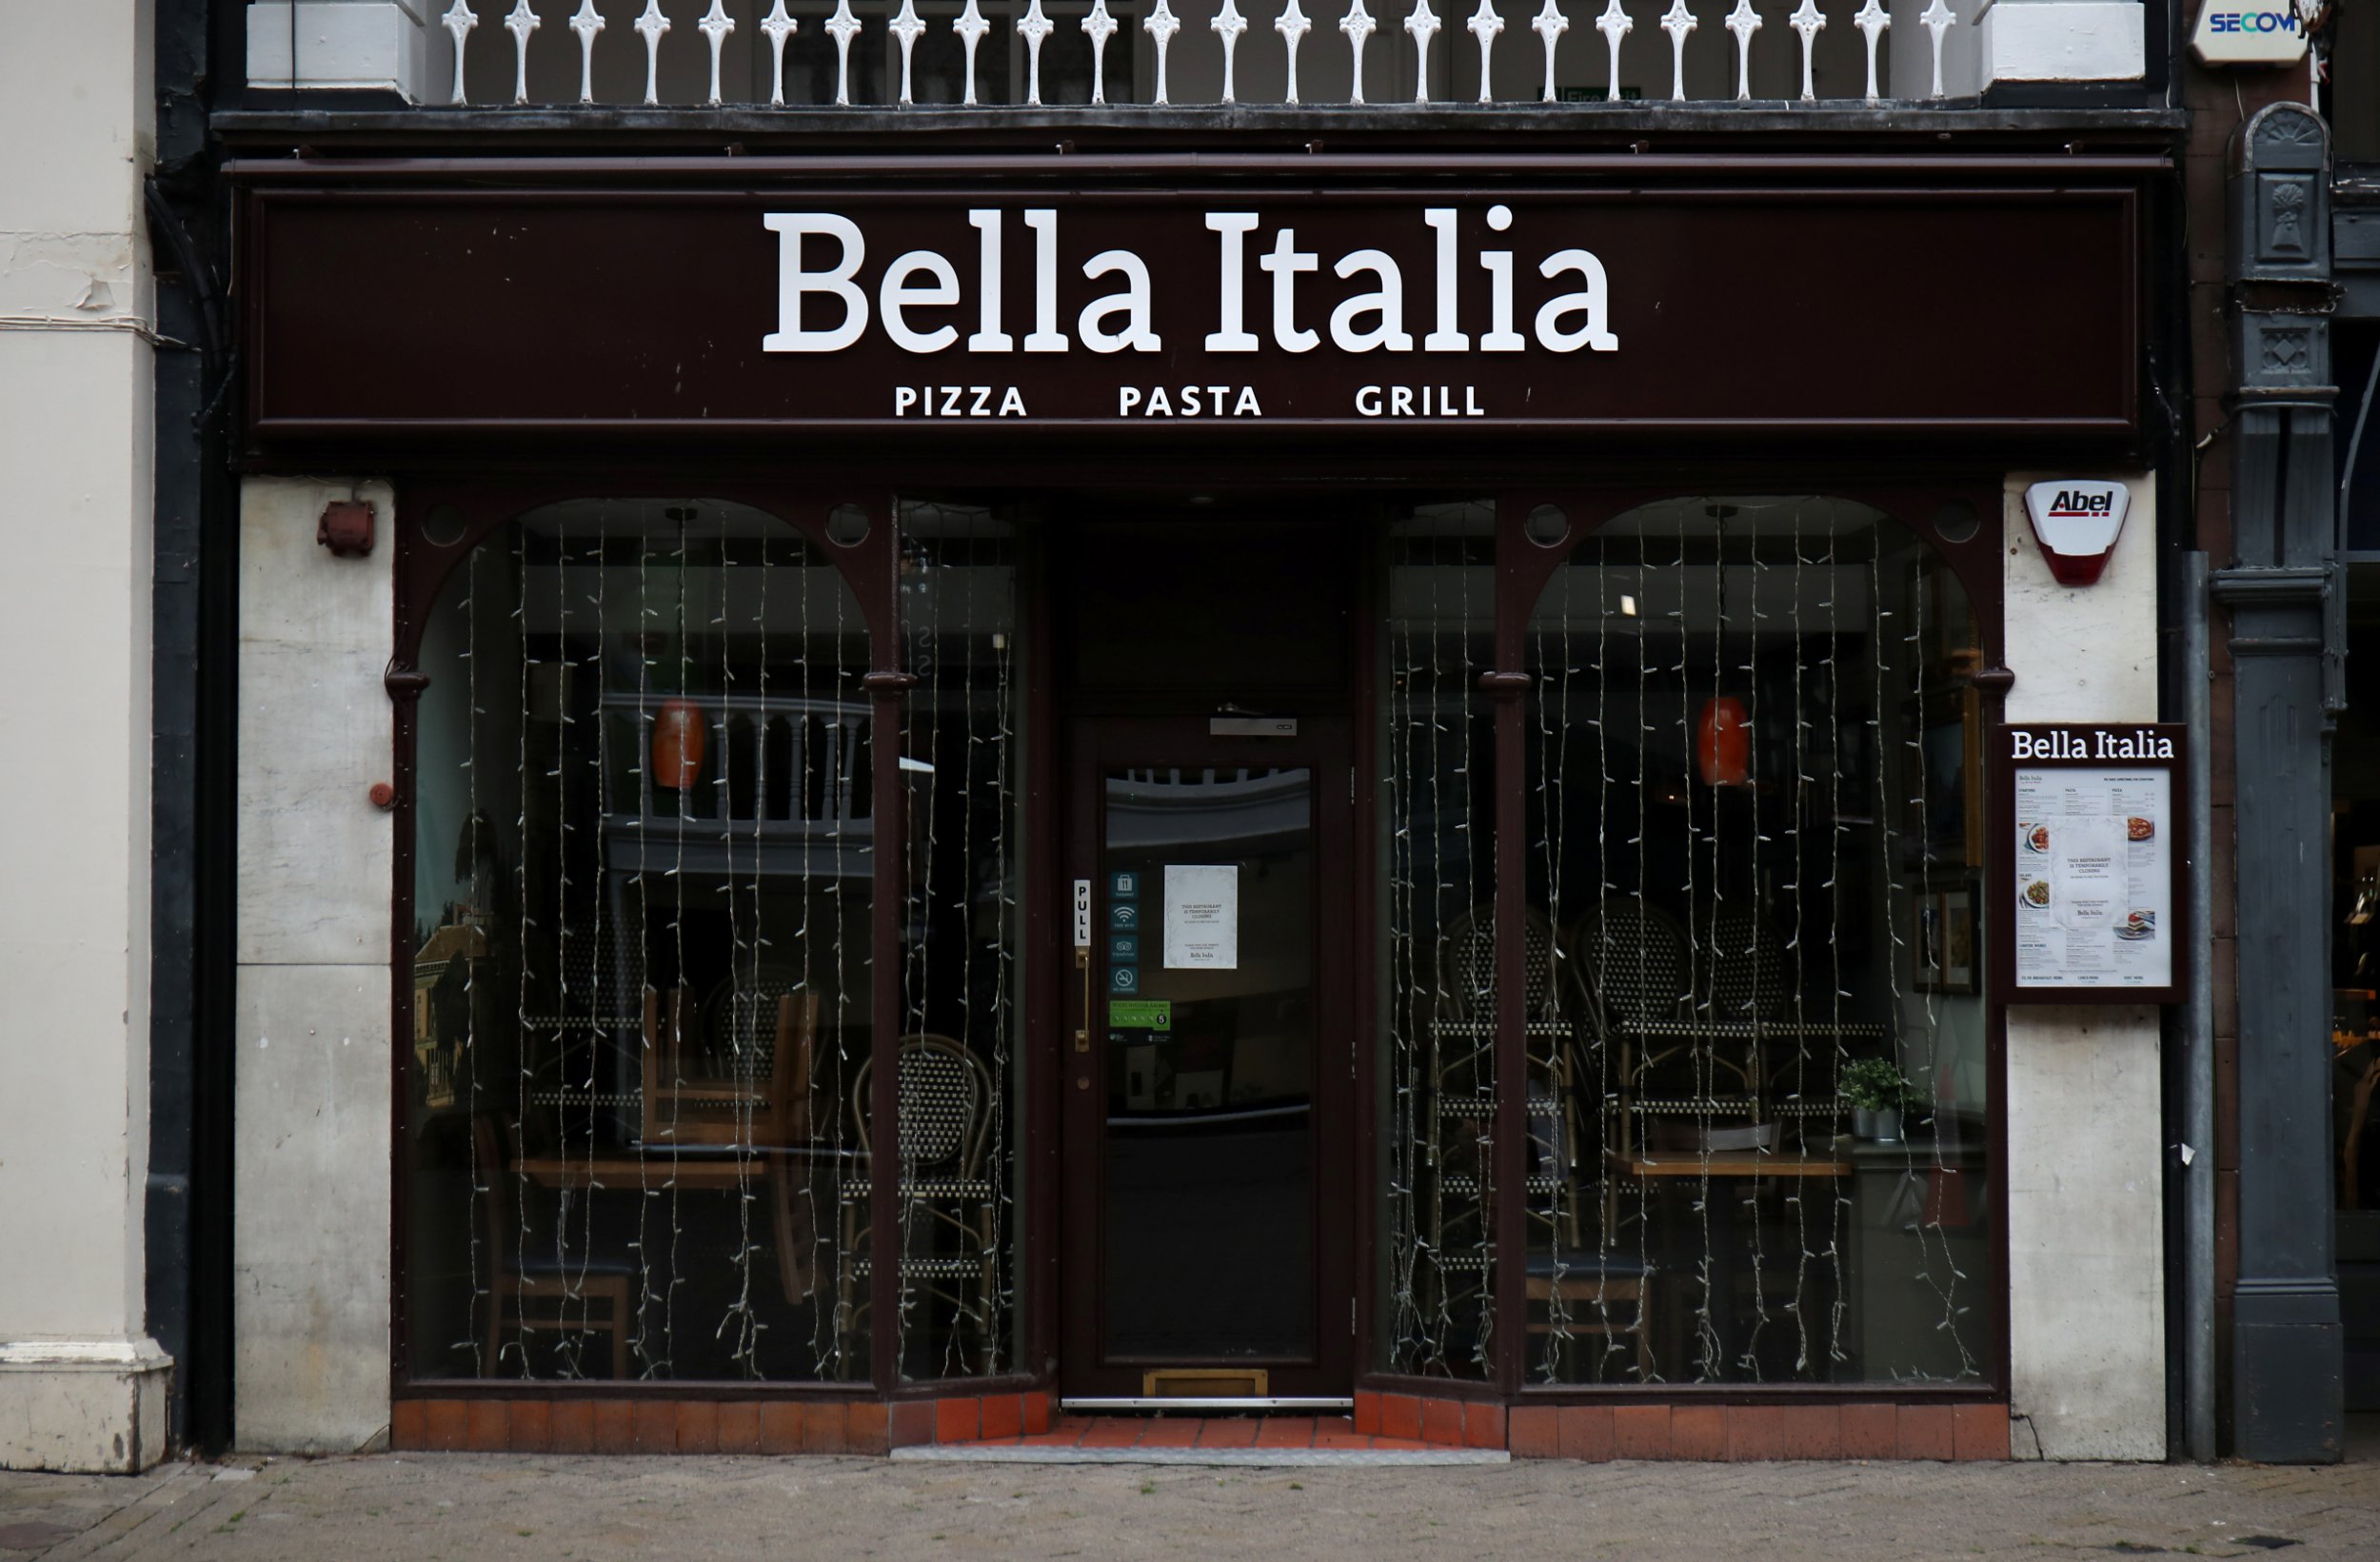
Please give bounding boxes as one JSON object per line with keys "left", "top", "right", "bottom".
{"left": 247, "top": 1, "right": 436, "bottom": 100}
{"left": 234, "top": 479, "right": 395, "bottom": 1454}
{"left": 0, "top": 0, "right": 173, "bottom": 1474}
{"left": 2001, "top": 470, "right": 2169, "bottom": 1461}
{"left": 1974, "top": 0, "right": 2146, "bottom": 89}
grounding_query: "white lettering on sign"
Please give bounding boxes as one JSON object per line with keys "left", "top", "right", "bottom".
{"left": 2010, "top": 728, "right": 2178, "bottom": 761}
{"left": 762, "top": 205, "right": 1617, "bottom": 362}
{"left": 892, "top": 386, "right": 1030, "bottom": 417}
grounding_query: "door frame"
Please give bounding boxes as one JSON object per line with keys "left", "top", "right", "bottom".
{"left": 1058, "top": 714, "right": 1359, "bottom": 1401}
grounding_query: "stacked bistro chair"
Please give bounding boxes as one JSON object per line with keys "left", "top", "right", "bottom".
{"left": 1428, "top": 904, "right": 1655, "bottom": 1380}
{"left": 1570, "top": 895, "right": 1696, "bottom": 1163}
{"left": 1425, "top": 907, "right": 1572, "bottom": 1309}
{"left": 837, "top": 1034, "right": 999, "bottom": 1370}
{"left": 1554, "top": 895, "right": 1707, "bottom": 1377}
{"left": 1705, "top": 909, "right": 1841, "bottom": 1137}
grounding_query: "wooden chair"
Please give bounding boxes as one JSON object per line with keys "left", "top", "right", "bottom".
{"left": 1526, "top": 1245, "right": 1656, "bottom": 1382}
{"left": 836, "top": 1035, "right": 998, "bottom": 1363}
{"left": 639, "top": 979, "right": 824, "bottom": 1303}
{"left": 639, "top": 979, "right": 819, "bottom": 1150}
{"left": 474, "top": 1115, "right": 634, "bottom": 1379}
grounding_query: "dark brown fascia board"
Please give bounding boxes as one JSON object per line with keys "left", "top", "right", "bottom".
{"left": 212, "top": 102, "right": 2187, "bottom": 159}
{"left": 221, "top": 146, "right": 2175, "bottom": 186}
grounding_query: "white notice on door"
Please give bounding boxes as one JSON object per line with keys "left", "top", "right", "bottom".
{"left": 1163, "top": 864, "right": 1239, "bottom": 970}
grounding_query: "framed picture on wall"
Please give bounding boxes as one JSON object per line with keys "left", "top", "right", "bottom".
{"left": 1914, "top": 890, "right": 1947, "bottom": 990}
{"left": 1906, "top": 683, "right": 1986, "bottom": 870}
{"left": 1903, "top": 552, "right": 1988, "bottom": 871}
{"left": 1916, "top": 880, "right": 1981, "bottom": 996}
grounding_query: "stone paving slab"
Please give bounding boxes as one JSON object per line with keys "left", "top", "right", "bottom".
{"left": 3, "top": 1450, "right": 2376, "bottom": 1561}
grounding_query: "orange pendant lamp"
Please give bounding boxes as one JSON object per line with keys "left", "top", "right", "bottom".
{"left": 652, "top": 700, "right": 707, "bottom": 791}
{"left": 1696, "top": 697, "right": 1752, "bottom": 787}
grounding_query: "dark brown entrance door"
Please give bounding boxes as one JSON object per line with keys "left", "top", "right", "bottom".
{"left": 1060, "top": 716, "right": 1356, "bottom": 1401}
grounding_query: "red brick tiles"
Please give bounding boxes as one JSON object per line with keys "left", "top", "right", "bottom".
{"left": 387, "top": 1395, "right": 2010, "bottom": 1461}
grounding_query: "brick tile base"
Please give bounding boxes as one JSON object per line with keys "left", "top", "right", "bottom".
{"left": 386, "top": 1394, "right": 2011, "bottom": 1462}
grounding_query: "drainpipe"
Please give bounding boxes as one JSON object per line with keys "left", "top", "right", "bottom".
{"left": 2182, "top": 549, "right": 2216, "bottom": 1463}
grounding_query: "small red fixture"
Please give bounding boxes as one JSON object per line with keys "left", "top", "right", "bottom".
{"left": 652, "top": 701, "right": 707, "bottom": 790}
{"left": 368, "top": 782, "right": 396, "bottom": 810}
{"left": 1696, "top": 697, "right": 1752, "bottom": 787}
{"left": 318, "top": 501, "right": 376, "bottom": 558}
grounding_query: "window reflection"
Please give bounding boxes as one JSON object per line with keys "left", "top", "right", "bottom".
{"left": 408, "top": 499, "right": 873, "bottom": 1382}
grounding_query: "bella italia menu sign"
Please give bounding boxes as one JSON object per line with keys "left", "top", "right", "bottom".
{"left": 1998, "top": 724, "right": 2186, "bottom": 1004}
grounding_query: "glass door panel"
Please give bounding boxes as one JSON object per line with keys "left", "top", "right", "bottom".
{"left": 1099, "top": 765, "right": 1318, "bottom": 1360}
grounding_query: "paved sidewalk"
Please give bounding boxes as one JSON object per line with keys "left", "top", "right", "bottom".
{"left": 4, "top": 1450, "right": 2377, "bottom": 1561}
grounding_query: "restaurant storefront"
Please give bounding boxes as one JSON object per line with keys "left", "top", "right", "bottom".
{"left": 226, "top": 147, "right": 2173, "bottom": 1457}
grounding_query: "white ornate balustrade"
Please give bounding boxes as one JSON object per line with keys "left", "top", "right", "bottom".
{"left": 278, "top": 0, "right": 1988, "bottom": 110}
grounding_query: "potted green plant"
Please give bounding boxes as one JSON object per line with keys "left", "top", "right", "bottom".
{"left": 1841, "top": 1058, "right": 1914, "bottom": 1142}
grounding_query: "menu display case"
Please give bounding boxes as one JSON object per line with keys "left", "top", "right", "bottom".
{"left": 1993, "top": 723, "right": 2188, "bottom": 1005}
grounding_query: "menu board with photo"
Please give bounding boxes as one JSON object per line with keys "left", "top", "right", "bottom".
{"left": 1995, "top": 724, "right": 2186, "bottom": 1003}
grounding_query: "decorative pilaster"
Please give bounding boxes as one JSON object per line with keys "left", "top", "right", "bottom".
{"left": 2211, "top": 102, "right": 2346, "bottom": 1466}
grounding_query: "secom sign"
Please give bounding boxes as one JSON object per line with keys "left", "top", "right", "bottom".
{"left": 2190, "top": 0, "right": 2309, "bottom": 65}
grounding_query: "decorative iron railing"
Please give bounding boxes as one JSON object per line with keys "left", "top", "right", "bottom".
{"left": 344, "top": 0, "right": 1986, "bottom": 110}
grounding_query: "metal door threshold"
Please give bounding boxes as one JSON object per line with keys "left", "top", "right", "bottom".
{"left": 1060, "top": 1396, "right": 1354, "bottom": 1413}
{"left": 895, "top": 1445, "right": 1508, "bottom": 1466}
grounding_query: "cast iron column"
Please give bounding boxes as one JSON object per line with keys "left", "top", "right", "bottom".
{"left": 2210, "top": 102, "right": 2347, "bottom": 1463}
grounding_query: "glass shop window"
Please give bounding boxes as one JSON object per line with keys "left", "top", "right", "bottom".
{"left": 407, "top": 499, "right": 876, "bottom": 1383}
{"left": 893, "top": 501, "right": 1026, "bottom": 1380}
{"left": 1378, "top": 500, "right": 1499, "bottom": 1378}
{"left": 1516, "top": 497, "right": 1993, "bottom": 1386}
{"left": 1342, "top": 495, "right": 1990, "bottom": 1380}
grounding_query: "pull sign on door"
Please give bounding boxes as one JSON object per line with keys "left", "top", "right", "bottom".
{"left": 1074, "top": 879, "right": 1093, "bottom": 950}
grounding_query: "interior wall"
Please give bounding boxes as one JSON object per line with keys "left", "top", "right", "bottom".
{"left": 234, "top": 476, "right": 396, "bottom": 1453}
{"left": 2000, "top": 469, "right": 2168, "bottom": 1461}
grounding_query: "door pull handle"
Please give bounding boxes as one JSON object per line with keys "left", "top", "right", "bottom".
{"left": 1075, "top": 947, "right": 1092, "bottom": 1052}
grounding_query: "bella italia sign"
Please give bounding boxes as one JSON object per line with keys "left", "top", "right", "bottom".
{"left": 239, "top": 175, "right": 2142, "bottom": 442}
{"left": 763, "top": 208, "right": 1616, "bottom": 421}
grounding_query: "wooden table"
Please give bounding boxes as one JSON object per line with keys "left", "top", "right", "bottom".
{"left": 1612, "top": 1150, "right": 1851, "bottom": 1179}
{"left": 1606, "top": 1147, "right": 1850, "bottom": 1378}
{"left": 515, "top": 1145, "right": 857, "bottom": 1302}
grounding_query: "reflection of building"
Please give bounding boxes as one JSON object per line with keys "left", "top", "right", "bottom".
{"left": 411, "top": 921, "right": 489, "bottom": 1110}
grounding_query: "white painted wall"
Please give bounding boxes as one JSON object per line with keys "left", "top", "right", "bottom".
{"left": 1976, "top": 0, "right": 2147, "bottom": 87}
{"left": 2001, "top": 469, "right": 2168, "bottom": 1461}
{"left": 248, "top": 1, "right": 433, "bottom": 100}
{"left": 0, "top": 0, "right": 173, "bottom": 1474}
{"left": 234, "top": 478, "right": 395, "bottom": 1453}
